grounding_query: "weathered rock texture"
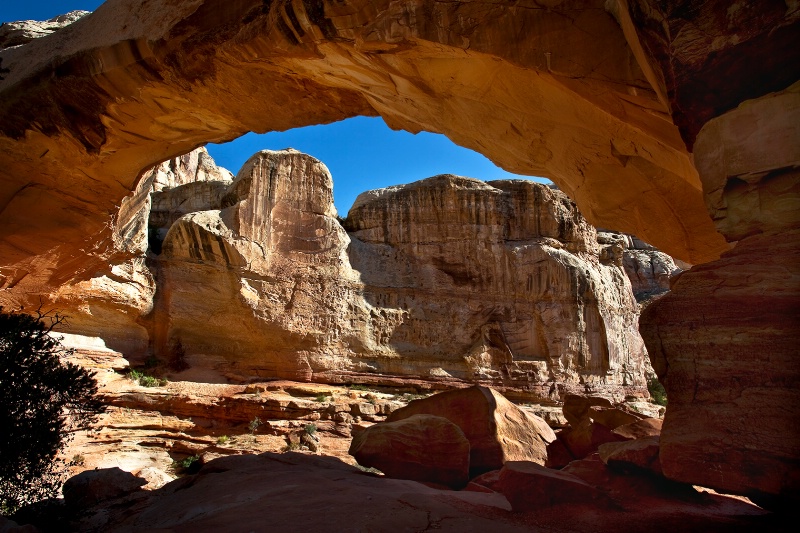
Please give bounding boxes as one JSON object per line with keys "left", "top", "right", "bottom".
{"left": 0, "top": 0, "right": 741, "bottom": 313}
{"left": 60, "top": 147, "right": 650, "bottom": 398}
{"left": 349, "top": 414, "right": 471, "bottom": 488}
{"left": 641, "top": 83, "right": 800, "bottom": 503}
{"left": 598, "top": 231, "right": 684, "bottom": 300}
{"left": 0, "top": 11, "right": 88, "bottom": 49}
{"left": 387, "top": 386, "right": 555, "bottom": 475}
{"left": 0, "top": 0, "right": 797, "bottom": 507}
{"left": 41, "top": 147, "right": 230, "bottom": 355}
{"left": 346, "top": 177, "right": 648, "bottom": 394}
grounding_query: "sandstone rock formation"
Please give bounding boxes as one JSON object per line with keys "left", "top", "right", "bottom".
{"left": 345, "top": 176, "right": 648, "bottom": 395}
{"left": 46, "top": 147, "right": 653, "bottom": 399}
{"left": 0, "top": 11, "right": 88, "bottom": 49}
{"left": 41, "top": 146, "right": 230, "bottom": 356}
{"left": 0, "top": 0, "right": 737, "bottom": 314}
{"left": 598, "top": 231, "right": 685, "bottom": 300}
{"left": 0, "top": 0, "right": 797, "bottom": 507}
{"left": 386, "top": 386, "right": 555, "bottom": 475}
{"left": 349, "top": 414, "right": 471, "bottom": 488}
{"left": 640, "top": 83, "right": 800, "bottom": 503}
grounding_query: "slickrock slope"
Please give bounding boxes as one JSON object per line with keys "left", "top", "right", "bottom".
{"left": 67, "top": 451, "right": 774, "bottom": 533}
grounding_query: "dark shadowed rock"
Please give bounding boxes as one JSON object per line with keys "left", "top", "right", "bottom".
{"left": 599, "top": 437, "right": 662, "bottom": 476}
{"left": 499, "top": 461, "right": 615, "bottom": 512}
{"left": 612, "top": 418, "right": 663, "bottom": 440}
{"left": 562, "top": 394, "right": 613, "bottom": 427}
{"left": 62, "top": 467, "right": 146, "bottom": 509}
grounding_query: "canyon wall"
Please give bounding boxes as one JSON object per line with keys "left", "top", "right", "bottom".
{"left": 0, "top": 0, "right": 797, "bottom": 503}
{"left": 56, "top": 147, "right": 652, "bottom": 400}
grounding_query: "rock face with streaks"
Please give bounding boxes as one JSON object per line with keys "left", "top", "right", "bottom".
{"left": 597, "top": 231, "right": 685, "bottom": 301}
{"left": 147, "top": 149, "right": 651, "bottom": 397}
{"left": 345, "top": 176, "right": 648, "bottom": 394}
{"left": 39, "top": 146, "right": 654, "bottom": 398}
{"left": 43, "top": 147, "right": 232, "bottom": 355}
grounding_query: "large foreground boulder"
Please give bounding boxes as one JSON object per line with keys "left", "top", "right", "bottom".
{"left": 349, "top": 414, "right": 471, "bottom": 489}
{"left": 387, "top": 386, "right": 555, "bottom": 475}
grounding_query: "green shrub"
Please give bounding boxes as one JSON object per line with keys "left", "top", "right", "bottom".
{"left": 216, "top": 435, "right": 230, "bottom": 445}
{"left": 172, "top": 455, "right": 201, "bottom": 475}
{"left": 648, "top": 377, "right": 668, "bottom": 406}
{"left": 249, "top": 417, "right": 263, "bottom": 435}
{"left": 304, "top": 423, "right": 317, "bottom": 436}
{"left": 0, "top": 308, "right": 104, "bottom": 513}
{"left": 127, "top": 369, "right": 167, "bottom": 387}
{"left": 315, "top": 393, "right": 329, "bottom": 403}
{"left": 179, "top": 455, "right": 200, "bottom": 469}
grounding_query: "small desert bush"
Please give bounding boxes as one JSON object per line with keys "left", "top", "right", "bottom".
{"left": 304, "top": 423, "right": 317, "bottom": 436}
{"left": 216, "top": 435, "right": 230, "bottom": 445}
{"left": 648, "top": 377, "right": 668, "bottom": 406}
{"left": 127, "top": 369, "right": 167, "bottom": 387}
{"left": 249, "top": 417, "right": 263, "bottom": 435}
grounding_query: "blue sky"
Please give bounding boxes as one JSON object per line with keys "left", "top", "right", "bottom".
{"left": 3, "top": 2, "right": 547, "bottom": 215}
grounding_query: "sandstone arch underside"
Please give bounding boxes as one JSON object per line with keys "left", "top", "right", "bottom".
{"left": 0, "top": 0, "right": 798, "bottom": 504}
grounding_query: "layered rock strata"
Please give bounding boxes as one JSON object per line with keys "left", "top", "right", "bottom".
{"left": 597, "top": 231, "right": 685, "bottom": 301}
{"left": 640, "top": 84, "right": 800, "bottom": 503}
{"left": 44, "top": 147, "right": 652, "bottom": 400}
{"left": 0, "top": 0, "right": 796, "bottom": 506}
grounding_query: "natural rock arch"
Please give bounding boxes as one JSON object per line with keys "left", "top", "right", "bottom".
{"left": 0, "top": 0, "right": 797, "bottom": 504}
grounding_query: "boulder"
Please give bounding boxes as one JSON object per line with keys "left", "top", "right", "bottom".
{"left": 612, "top": 418, "right": 663, "bottom": 440}
{"left": 62, "top": 467, "right": 146, "bottom": 509}
{"left": 498, "top": 461, "right": 614, "bottom": 512}
{"left": 558, "top": 419, "right": 627, "bottom": 460}
{"left": 587, "top": 406, "right": 644, "bottom": 430}
{"left": 545, "top": 433, "right": 576, "bottom": 469}
{"left": 562, "top": 394, "right": 613, "bottom": 427}
{"left": 387, "top": 386, "right": 555, "bottom": 475}
{"left": 598, "top": 437, "right": 662, "bottom": 476}
{"left": 349, "top": 414, "right": 471, "bottom": 489}
{"left": 133, "top": 467, "right": 175, "bottom": 491}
